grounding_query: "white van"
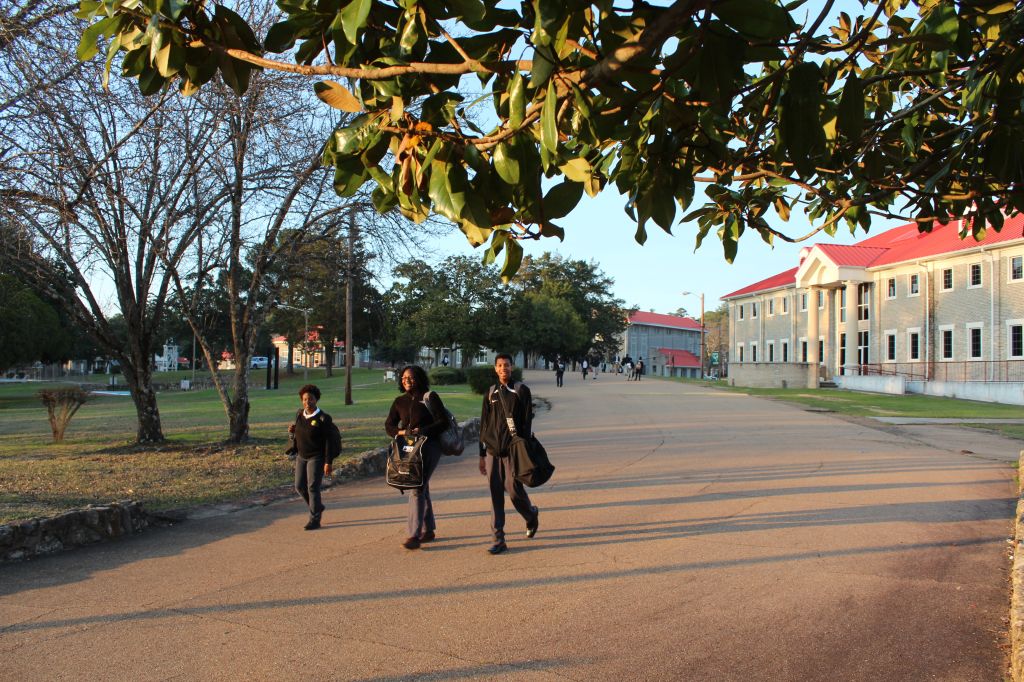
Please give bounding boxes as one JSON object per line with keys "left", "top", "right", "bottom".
{"left": 250, "top": 356, "right": 269, "bottom": 369}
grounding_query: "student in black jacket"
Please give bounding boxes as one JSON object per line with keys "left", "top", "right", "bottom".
{"left": 287, "top": 384, "right": 341, "bottom": 530}
{"left": 384, "top": 365, "right": 448, "bottom": 550}
{"left": 478, "top": 353, "right": 539, "bottom": 555}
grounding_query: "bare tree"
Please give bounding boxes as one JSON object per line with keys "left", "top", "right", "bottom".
{"left": 1, "top": 7, "right": 229, "bottom": 442}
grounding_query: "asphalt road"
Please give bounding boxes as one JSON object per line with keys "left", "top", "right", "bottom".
{"left": 0, "top": 370, "right": 1017, "bottom": 681}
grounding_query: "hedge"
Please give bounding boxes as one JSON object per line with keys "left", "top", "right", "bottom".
{"left": 428, "top": 367, "right": 465, "bottom": 385}
{"left": 466, "top": 365, "right": 523, "bottom": 394}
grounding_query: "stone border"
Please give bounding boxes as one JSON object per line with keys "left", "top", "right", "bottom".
{"left": 1013, "top": 449, "right": 1024, "bottom": 680}
{"left": 0, "top": 418, "right": 481, "bottom": 562}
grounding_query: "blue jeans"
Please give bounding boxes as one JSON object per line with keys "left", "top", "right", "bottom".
{"left": 407, "top": 440, "right": 442, "bottom": 539}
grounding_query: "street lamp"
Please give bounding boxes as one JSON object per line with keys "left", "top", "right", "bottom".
{"left": 278, "top": 303, "right": 311, "bottom": 382}
{"left": 682, "top": 291, "right": 705, "bottom": 379}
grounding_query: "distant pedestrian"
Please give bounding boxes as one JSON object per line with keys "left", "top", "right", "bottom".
{"left": 287, "top": 384, "right": 341, "bottom": 531}
{"left": 555, "top": 358, "right": 565, "bottom": 387}
{"left": 635, "top": 359, "right": 645, "bottom": 381}
{"left": 581, "top": 358, "right": 589, "bottom": 380}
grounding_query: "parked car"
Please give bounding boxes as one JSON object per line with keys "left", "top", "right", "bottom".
{"left": 251, "top": 356, "right": 269, "bottom": 369}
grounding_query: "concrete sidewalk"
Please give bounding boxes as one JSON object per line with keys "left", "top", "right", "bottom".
{"left": 0, "top": 370, "right": 1016, "bottom": 680}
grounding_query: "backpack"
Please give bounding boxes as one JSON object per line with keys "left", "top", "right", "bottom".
{"left": 423, "top": 390, "right": 464, "bottom": 456}
{"left": 386, "top": 435, "right": 425, "bottom": 490}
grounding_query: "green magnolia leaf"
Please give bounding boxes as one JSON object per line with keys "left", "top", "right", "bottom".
{"left": 341, "top": 0, "right": 372, "bottom": 45}
{"left": 155, "top": 42, "right": 184, "bottom": 78}
{"left": 541, "top": 79, "right": 558, "bottom": 155}
{"left": 314, "top": 81, "right": 363, "bottom": 112}
{"left": 543, "top": 180, "right": 583, "bottom": 219}
{"left": 836, "top": 74, "right": 864, "bottom": 141}
{"left": 428, "top": 159, "right": 468, "bottom": 221}
{"left": 138, "top": 67, "right": 166, "bottom": 96}
{"left": 559, "top": 157, "right": 591, "bottom": 183}
{"left": 508, "top": 72, "right": 526, "bottom": 128}
{"left": 493, "top": 141, "right": 520, "bottom": 185}
{"left": 264, "top": 20, "right": 298, "bottom": 53}
{"left": 780, "top": 61, "right": 825, "bottom": 178}
{"left": 78, "top": 16, "right": 118, "bottom": 62}
{"left": 499, "top": 237, "right": 523, "bottom": 281}
{"left": 713, "top": 0, "right": 797, "bottom": 41}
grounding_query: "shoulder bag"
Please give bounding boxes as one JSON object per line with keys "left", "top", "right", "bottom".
{"left": 386, "top": 434, "right": 426, "bottom": 491}
{"left": 494, "top": 384, "right": 555, "bottom": 488}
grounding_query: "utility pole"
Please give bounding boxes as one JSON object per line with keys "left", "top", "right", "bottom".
{"left": 344, "top": 215, "right": 356, "bottom": 405}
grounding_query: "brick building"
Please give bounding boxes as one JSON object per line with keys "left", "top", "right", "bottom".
{"left": 722, "top": 216, "right": 1024, "bottom": 401}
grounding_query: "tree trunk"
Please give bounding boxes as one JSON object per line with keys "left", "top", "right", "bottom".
{"left": 345, "top": 217, "right": 355, "bottom": 405}
{"left": 227, "top": 382, "right": 250, "bottom": 443}
{"left": 120, "top": 362, "right": 165, "bottom": 443}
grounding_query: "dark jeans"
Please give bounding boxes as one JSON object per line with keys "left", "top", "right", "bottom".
{"left": 295, "top": 455, "right": 325, "bottom": 521}
{"left": 407, "top": 440, "right": 442, "bottom": 539}
{"left": 486, "top": 453, "right": 537, "bottom": 542}
{"left": 555, "top": 372, "right": 563, "bottom": 387}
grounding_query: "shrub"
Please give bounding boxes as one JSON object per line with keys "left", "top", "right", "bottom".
{"left": 466, "top": 365, "right": 523, "bottom": 394}
{"left": 428, "top": 367, "right": 465, "bottom": 385}
{"left": 38, "top": 387, "right": 91, "bottom": 443}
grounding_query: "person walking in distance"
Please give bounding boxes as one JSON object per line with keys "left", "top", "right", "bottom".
{"left": 555, "top": 357, "right": 565, "bottom": 387}
{"left": 385, "top": 365, "right": 448, "bottom": 550}
{"left": 287, "top": 384, "right": 341, "bottom": 530}
{"left": 478, "top": 353, "right": 540, "bottom": 555}
{"left": 581, "top": 358, "right": 589, "bottom": 381}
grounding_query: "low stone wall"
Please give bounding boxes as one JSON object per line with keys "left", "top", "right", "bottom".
{"left": 0, "top": 418, "right": 483, "bottom": 563}
{"left": 728, "top": 362, "right": 810, "bottom": 389}
{"left": 1011, "top": 450, "right": 1024, "bottom": 681}
{"left": 835, "top": 374, "right": 906, "bottom": 395}
{"left": 0, "top": 501, "right": 152, "bottom": 563}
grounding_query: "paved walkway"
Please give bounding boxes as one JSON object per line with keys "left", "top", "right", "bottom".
{"left": 0, "top": 371, "right": 1018, "bottom": 680}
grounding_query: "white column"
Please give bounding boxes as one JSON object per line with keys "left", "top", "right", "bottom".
{"left": 806, "top": 286, "right": 819, "bottom": 388}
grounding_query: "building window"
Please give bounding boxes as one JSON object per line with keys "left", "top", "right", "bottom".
{"left": 969, "top": 325, "right": 983, "bottom": 359}
{"left": 1010, "top": 323, "right": 1024, "bottom": 359}
{"left": 782, "top": 296, "right": 788, "bottom": 314}
{"left": 800, "top": 339, "right": 808, "bottom": 363}
{"left": 857, "top": 283, "right": 870, "bottom": 321}
{"left": 751, "top": 343, "right": 758, "bottom": 362}
{"left": 941, "top": 328, "right": 953, "bottom": 360}
{"left": 782, "top": 340, "right": 789, "bottom": 362}
{"left": 768, "top": 341, "right": 775, "bottom": 362}
{"left": 1011, "top": 255, "right": 1023, "bottom": 282}
{"left": 941, "top": 268, "right": 953, "bottom": 291}
{"left": 858, "top": 331, "right": 869, "bottom": 365}
{"left": 840, "top": 288, "right": 846, "bottom": 323}
{"left": 738, "top": 344, "right": 744, "bottom": 362}
{"left": 886, "top": 278, "right": 896, "bottom": 299}
{"left": 909, "top": 274, "right": 920, "bottom": 296}
{"left": 818, "top": 339, "right": 824, "bottom": 364}
{"left": 817, "top": 290, "right": 824, "bottom": 309}
{"left": 885, "top": 332, "right": 896, "bottom": 361}
{"left": 738, "top": 304, "right": 744, "bottom": 320}
{"left": 839, "top": 333, "right": 846, "bottom": 368}
{"left": 800, "top": 293, "right": 807, "bottom": 311}
{"left": 768, "top": 299, "right": 774, "bottom": 316}
{"left": 908, "top": 329, "right": 921, "bottom": 361}
{"left": 969, "top": 263, "right": 982, "bottom": 288}
{"left": 751, "top": 302, "right": 759, "bottom": 318}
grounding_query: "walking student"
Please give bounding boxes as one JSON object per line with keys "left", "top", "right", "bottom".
{"left": 478, "top": 353, "right": 540, "bottom": 555}
{"left": 287, "top": 384, "right": 341, "bottom": 531}
{"left": 555, "top": 357, "right": 565, "bottom": 387}
{"left": 385, "top": 365, "right": 448, "bottom": 550}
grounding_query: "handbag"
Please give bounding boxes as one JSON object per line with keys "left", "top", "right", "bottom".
{"left": 510, "top": 434, "right": 555, "bottom": 488}
{"left": 494, "top": 383, "right": 554, "bottom": 488}
{"left": 386, "top": 435, "right": 426, "bottom": 491}
{"left": 423, "top": 391, "right": 464, "bottom": 456}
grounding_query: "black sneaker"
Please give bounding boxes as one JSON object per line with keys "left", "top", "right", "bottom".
{"left": 526, "top": 509, "right": 539, "bottom": 538}
{"left": 487, "top": 541, "right": 508, "bottom": 555}
{"left": 304, "top": 519, "right": 321, "bottom": 531}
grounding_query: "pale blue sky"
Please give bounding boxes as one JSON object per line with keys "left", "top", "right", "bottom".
{"left": 424, "top": 187, "right": 905, "bottom": 316}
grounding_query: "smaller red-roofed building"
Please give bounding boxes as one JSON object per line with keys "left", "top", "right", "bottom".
{"left": 620, "top": 311, "right": 705, "bottom": 378}
{"left": 721, "top": 216, "right": 1024, "bottom": 402}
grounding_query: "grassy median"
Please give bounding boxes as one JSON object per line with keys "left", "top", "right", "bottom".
{"left": 0, "top": 369, "right": 484, "bottom": 523}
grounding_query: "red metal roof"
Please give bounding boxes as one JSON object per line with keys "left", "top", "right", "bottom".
{"left": 654, "top": 347, "right": 701, "bottom": 368}
{"left": 628, "top": 310, "right": 702, "bottom": 330}
{"left": 721, "top": 215, "right": 1024, "bottom": 299}
{"left": 721, "top": 267, "right": 798, "bottom": 300}
{"left": 816, "top": 244, "right": 889, "bottom": 267}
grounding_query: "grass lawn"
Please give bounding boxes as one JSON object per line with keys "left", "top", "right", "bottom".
{"left": 0, "top": 368, "right": 485, "bottom": 523}
{"left": 677, "top": 377, "right": 1024, "bottom": 442}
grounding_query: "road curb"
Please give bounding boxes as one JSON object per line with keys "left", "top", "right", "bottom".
{"left": 1012, "top": 449, "right": 1024, "bottom": 681}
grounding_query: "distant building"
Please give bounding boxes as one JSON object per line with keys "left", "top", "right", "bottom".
{"left": 722, "top": 216, "right": 1024, "bottom": 403}
{"left": 621, "top": 311, "right": 704, "bottom": 378}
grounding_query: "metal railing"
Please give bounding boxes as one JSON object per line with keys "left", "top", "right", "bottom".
{"left": 858, "top": 360, "right": 1024, "bottom": 383}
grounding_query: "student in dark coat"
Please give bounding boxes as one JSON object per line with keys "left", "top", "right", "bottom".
{"left": 287, "top": 384, "right": 341, "bottom": 530}
{"left": 385, "top": 365, "right": 449, "bottom": 550}
{"left": 478, "top": 353, "right": 539, "bottom": 555}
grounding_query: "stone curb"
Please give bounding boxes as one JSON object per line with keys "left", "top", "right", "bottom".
{"left": 1013, "top": 449, "right": 1024, "bottom": 680}
{"left": 0, "top": 418, "right": 481, "bottom": 562}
